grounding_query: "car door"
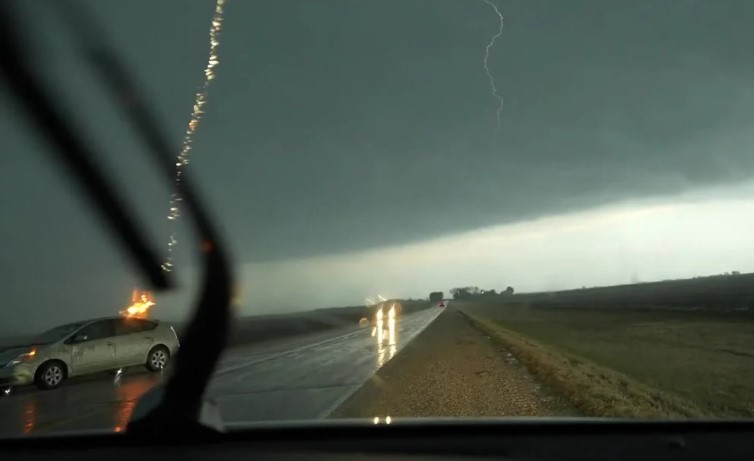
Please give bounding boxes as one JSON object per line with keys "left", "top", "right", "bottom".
{"left": 68, "top": 319, "right": 118, "bottom": 374}
{"left": 113, "top": 318, "right": 158, "bottom": 366}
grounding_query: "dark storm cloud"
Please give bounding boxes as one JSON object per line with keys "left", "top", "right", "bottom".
{"left": 3, "top": 0, "right": 754, "bottom": 332}
{"left": 194, "top": 0, "right": 754, "bottom": 261}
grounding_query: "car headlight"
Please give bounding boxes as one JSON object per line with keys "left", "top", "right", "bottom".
{"left": 8, "top": 349, "right": 37, "bottom": 366}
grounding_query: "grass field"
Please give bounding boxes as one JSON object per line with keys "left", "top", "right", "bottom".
{"left": 460, "top": 300, "right": 754, "bottom": 418}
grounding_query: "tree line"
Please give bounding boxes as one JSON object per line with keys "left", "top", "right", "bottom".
{"left": 428, "top": 286, "right": 514, "bottom": 302}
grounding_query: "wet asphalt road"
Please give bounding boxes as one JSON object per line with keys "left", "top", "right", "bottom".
{"left": 0, "top": 307, "right": 442, "bottom": 437}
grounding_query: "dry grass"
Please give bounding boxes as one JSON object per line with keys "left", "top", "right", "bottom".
{"left": 461, "top": 311, "right": 708, "bottom": 418}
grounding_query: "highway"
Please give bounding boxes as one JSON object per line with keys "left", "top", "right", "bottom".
{"left": 0, "top": 306, "right": 443, "bottom": 437}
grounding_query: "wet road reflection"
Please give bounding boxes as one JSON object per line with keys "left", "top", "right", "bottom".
{"left": 210, "top": 307, "right": 440, "bottom": 422}
{"left": 0, "top": 370, "right": 165, "bottom": 437}
{"left": 23, "top": 397, "right": 36, "bottom": 435}
{"left": 0, "top": 308, "right": 443, "bottom": 437}
{"left": 374, "top": 304, "right": 398, "bottom": 368}
{"left": 112, "top": 375, "right": 158, "bottom": 432}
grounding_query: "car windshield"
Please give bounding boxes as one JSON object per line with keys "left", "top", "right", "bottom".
{"left": 3, "top": 0, "right": 754, "bottom": 439}
{"left": 31, "top": 322, "right": 88, "bottom": 345}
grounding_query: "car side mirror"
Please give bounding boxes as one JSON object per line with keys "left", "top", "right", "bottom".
{"left": 73, "top": 333, "right": 88, "bottom": 343}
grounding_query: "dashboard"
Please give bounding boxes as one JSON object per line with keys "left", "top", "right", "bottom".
{"left": 2, "top": 419, "right": 754, "bottom": 461}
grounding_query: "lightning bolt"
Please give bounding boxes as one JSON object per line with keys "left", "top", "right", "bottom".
{"left": 162, "top": 0, "right": 227, "bottom": 273}
{"left": 482, "top": 0, "right": 504, "bottom": 147}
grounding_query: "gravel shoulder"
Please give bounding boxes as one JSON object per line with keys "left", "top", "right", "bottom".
{"left": 330, "top": 306, "right": 571, "bottom": 418}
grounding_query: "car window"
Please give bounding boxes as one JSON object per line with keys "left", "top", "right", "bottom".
{"left": 115, "top": 318, "right": 157, "bottom": 335}
{"left": 77, "top": 320, "right": 116, "bottom": 341}
{"left": 32, "top": 321, "right": 88, "bottom": 344}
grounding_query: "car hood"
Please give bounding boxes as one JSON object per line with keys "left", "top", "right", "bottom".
{"left": 0, "top": 416, "right": 626, "bottom": 439}
{"left": 10, "top": 416, "right": 754, "bottom": 441}
{"left": 188, "top": 416, "right": 754, "bottom": 434}
{"left": 0, "top": 345, "right": 40, "bottom": 365}
{"left": 223, "top": 416, "right": 613, "bottom": 430}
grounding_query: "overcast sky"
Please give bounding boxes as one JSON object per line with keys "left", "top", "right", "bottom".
{"left": 3, "top": 0, "right": 754, "bottom": 333}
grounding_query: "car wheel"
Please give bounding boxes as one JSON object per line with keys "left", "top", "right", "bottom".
{"left": 146, "top": 345, "right": 170, "bottom": 372}
{"left": 35, "top": 361, "right": 66, "bottom": 390}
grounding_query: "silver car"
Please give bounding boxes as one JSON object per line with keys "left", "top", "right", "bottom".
{"left": 0, "top": 316, "right": 180, "bottom": 390}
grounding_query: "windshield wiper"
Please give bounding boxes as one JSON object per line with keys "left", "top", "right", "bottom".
{"left": 0, "top": 0, "right": 235, "bottom": 437}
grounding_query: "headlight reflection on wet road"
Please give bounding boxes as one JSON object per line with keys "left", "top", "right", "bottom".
{"left": 7, "top": 372, "right": 164, "bottom": 436}
{"left": 374, "top": 304, "right": 398, "bottom": 368}
{"left": 23, "top": 398, "right": 36, "bottom": 434}
{"left": 112, "top": 374, "right": 164, "bottom": 433}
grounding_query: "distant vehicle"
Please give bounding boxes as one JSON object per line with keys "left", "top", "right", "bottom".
{"left": 368, "top": 300, "right": 403, "bottom": 322}
{"left": 0, "top": 316, "right": 180, "bottom": 390}
{"left": 438, "top": 302, "right": 445, "bottom": 308}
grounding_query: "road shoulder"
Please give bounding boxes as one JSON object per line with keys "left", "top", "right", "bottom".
{"left": 330, "top": 307, "right": 570, "bottom": 418}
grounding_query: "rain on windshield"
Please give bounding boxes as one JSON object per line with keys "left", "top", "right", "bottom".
{"left": 2, "top": 0, "right": 754, "bottom": 437}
